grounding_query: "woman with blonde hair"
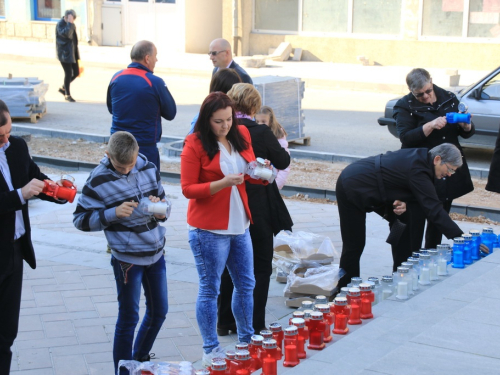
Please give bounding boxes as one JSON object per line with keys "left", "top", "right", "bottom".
{"left": 255, "top": 106, "right": 290, "bottom": 189}
{"left": 217, "top": 83, "right": 293, "bottom": 334}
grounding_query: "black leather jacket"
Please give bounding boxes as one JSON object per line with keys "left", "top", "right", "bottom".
{"left": 56, "top": 17, "right": 79, "bottom": 63}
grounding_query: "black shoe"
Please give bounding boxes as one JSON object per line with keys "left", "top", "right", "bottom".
{"left": 58, "top": 86, "right": 66, "bottom": 95}
{"left": 217, "top": 324, "right": 237, "bottom": 336}
{"left": 136, "top": 353, "right": 155, "bottom": 362}
{"left": 65, "top": 95, "right": 76, "bottom": 102}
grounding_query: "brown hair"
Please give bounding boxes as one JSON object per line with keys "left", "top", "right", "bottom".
{"left": 209, "top": 68, "right": 242, "bottom": 94}
{"left": 227, "top": 83, "right": 262, "bottom": 116}
{"left": 107, "top": 131, "right": 139, "bottom": 164}
{"left": 256, "top": 106, "right": 287, "bottom": 139}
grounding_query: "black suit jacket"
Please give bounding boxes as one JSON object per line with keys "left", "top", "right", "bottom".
{"left": 0, "top": 136, "right": 63, "bottom": 274}
{"left": 212, "top": 61, "right": 253, "bottom": 84}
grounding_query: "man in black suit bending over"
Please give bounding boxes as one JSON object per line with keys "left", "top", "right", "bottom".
{"left": 209, "top": 38, "right": 253, "bottom": 84}
{"left": 0, "top": 100, "right": 69, "bottom": 374}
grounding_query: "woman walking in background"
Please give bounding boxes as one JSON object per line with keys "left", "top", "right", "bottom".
{"left": 255, "top": 106, "right": 291, "bottom": 189}
{"left": 56, "top": 9, "right": 80, "bottom": 102}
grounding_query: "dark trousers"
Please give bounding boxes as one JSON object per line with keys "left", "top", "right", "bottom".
{"left": 218, "top": 232, "right": 273, "bottom": 333}
{"left": 138, "top": 145, "right": 160, "bottom": 171}
{"left": 424, "top": 199, "right": 452, "bottom": 248}
{"left": 337, "top": 178, "right": 425, "bottom": 290}
{"left": 0, "top": 241, "right": 24, "bottom": 375}
{"left": 60, "top": 61, "right": 79, "bottom": 96}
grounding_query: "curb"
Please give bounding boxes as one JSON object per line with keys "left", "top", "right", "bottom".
{"left": 32, "top": 155, "right": 500, "bottom": 223}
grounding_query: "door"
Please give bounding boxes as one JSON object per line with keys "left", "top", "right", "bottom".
{"left": 102, "top": 5, "right": 122, "bottom": 46}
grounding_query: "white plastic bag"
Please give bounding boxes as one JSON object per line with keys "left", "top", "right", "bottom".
{"left": 284, "top": 263, "right": 344, "bottom": 296}
{"left": 274, "top": 231, "right": 339, "bottom": 264}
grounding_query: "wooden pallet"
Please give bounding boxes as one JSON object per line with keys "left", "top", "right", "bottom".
{"left": 289, "top": 136, "right": 311, "bottom": 146}
{"left": 12, "top": 108, "right": 47, "bottom": 124}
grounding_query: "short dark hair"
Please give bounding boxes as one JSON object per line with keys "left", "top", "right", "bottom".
{"left": 130, "top": 41, "right": 155, "bottom": 62}
{"left": 65, "top": 9, "right": 77, "bottom": 19}
{"left": 193, "top": 92, "right": 248, "bottom": 160}
{"left": 209, "top": 68, "right": 242, "bottom": 94}
{"left": 0, "top": 100, "right": 10, "bottom": 127}
{"left": 406, "top": 68, "right": 431, "bottom": 92}
{"left": 107, "top": 131, "right": 139, "bottom": 164}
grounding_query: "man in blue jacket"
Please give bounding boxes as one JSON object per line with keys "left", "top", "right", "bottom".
{"left": 107, "top": 40, "right": 177, "bottom": 170}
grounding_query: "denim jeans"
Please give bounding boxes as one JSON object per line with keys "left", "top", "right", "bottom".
{"left": 188, "top": 228, "right": 255, "bottom": 353}
{"left": 111, "top": 255, "right": 168, "bottom": 375}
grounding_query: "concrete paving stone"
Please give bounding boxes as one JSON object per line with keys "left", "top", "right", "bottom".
{"left": 162, "top": 312, "right": 193, "bottom": 329}
{"left": 78, "top": 268, "right": 112, "bottom": 276}
{"left": 169, "top": 335, "right": 203, "bottom": 346}
{"left": 43, "top": 320, "right": 75, "bottom": 338}
{"left": 16, "top": 330, "right": 45, "bottom": 341}
{"left": 94, "top": 301, "right": 118, "bottom": 318}
{"left": 61, "top": 287, "right": 115, "bottom": 298}
{"left": 450, "top": 297, "right": 500, "bottom": 327}
{"left": 52, "top": 270, "right": 83, "bottom": 285}
{"left": 167, "top": 267, "right": 200, "bottom": 284}
{"left": 10, "top": 356, "right": 19, "bottom": 372}
{"left": 81, "top": 274, "right": 115, "bottom": 289}
{"left": 83, "top": 352, "right": 109, "bottom": 364}
{"left": 50, "top": 264, "right": 93, "bottom": 272}
{"left": 22, "top": 267, "right": 54, "bottom": 281}
{"left": 16, "top": 345, "right": 65, "bottom": 369}
{"left": 49, "top": 342, "right": 112, "bottom": 356}
{"left": 18, "top": 315, "right": 43, "bottom": 332}
{"left": 367, "top": 341, "right": 500, "bottom": 375}
{"left": 32, "top": 283, "right": 87, "bottom": 293}
{"left": 20, "top": 300, "right": 36, "bottom": 308}
{"left": 87, "top": 361, "right": 115, "bottom": 375}
{"left": 148, "top": 338, "right": 180, "bottom": 358}
{"left": 53, "top": 354, "right": 88, "bottom": 375}
{"left": 104, "top": 324, "right": 115, "bottom": 335}
{"left": 176, "top": 344, "right": 203, "bottom": 363}
{"left": 155, "top": 327, "right": 200, "bottom": 339}
{"left": 90, "top": 294, "right": 117, "bottom": 303}
{"left": 412, "top": 318, "right": 500, "bottom": 358}
{"left": 75, "top": 325, "right": 109, "bottom": 345}
{"left": 40, "top": 311, "right": 99, "bottom": 322}
{"left": 63, "top": 296, "right": 96, "bottom": 312}
{"left": 11, "top": 368, "right": 54, "bottom": 375}
{"left": 19, "top": 305, "right": 67, "bottom": 317}
{"left": 20, "top": 287, "right": 34, "bottom": 301}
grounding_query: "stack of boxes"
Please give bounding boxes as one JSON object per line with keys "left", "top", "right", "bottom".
{"left": 0, "top": 76, "right": 48, "bottom": 123}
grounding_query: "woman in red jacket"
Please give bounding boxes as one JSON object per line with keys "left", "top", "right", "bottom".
{"left": 181, "top": 92, "right": 260, "bottom": 367}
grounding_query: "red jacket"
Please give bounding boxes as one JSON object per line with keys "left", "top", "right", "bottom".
{"left": 181, "top": 125, "right": 262, "bottom": 230}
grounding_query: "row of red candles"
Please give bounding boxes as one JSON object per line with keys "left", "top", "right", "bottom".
{"left": 205, "top": 284, "right": 375, "bottom": 375}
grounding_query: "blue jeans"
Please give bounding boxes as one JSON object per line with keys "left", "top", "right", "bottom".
{"left": 111, "top": 255, "right": 168, "bottom": 375}
{"left": 188, "top": 228, "right": 255, "bottom": 353}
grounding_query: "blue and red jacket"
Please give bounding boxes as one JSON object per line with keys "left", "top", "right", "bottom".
{"left": 107, "top": 62, "right": 176, "bottom": 146}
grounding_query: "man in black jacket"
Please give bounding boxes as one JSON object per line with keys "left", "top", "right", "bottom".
{"left": 0, "top": 100, "right": 68, "bottom": 374}
{"left": 209, "top": 38, "right": 253, "bottom": 84}
{"left": 337, "top": 144, "right": 464, "bottom": 289}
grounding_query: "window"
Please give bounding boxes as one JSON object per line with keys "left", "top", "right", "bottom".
{"left": 156, "top": 0, "right": 176, "bottom": 3}
{"left": 422, "top": 0, "right": 500, "bottom": 38}
{"left": 482, "top": 71, "right": 500, "bottom": 99}
{"left": 0, "top": 0, "right": 5, "bottom": 18}
{"left": 255, "top": 0, "right": 299, "bottom": 32}
{"left": 254, "top": 0, "right": 401, "bottom": 35}
{"left": 34, "top": 0, "right": 62, "bottom": 21}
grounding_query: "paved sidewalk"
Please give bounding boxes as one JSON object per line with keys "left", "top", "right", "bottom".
{"left": 0, "top": 39, "right": 492, "bottom": 93}
{"left": 9, "top": 171, "right": 500, "bottom": 374}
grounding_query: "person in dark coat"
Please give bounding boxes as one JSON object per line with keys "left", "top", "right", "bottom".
{"left": 209, "top": 38, "right": 253, "bottom": 84}
{"left": 337, "top": 144, "right": 465, "bottom": 289}
{"left": 486, "top": 122, "right": 500, "bottom": 193}
{"left": 0, "top": 100, "right": 68, "bottom": 374}
{"left": 217, "top": 83, "right": 292, "bottom": 334}
{"left": 393, "top": 68, "right": 474, "bottom": 249}
{"left": 56, "top": 9, "right": 80, "bottom": 102}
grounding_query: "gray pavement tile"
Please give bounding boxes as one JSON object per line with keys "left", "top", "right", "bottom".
{"left": 155, "top": 327, "right": 200, "bottom": 339}
{"left": 450, "top": 297, "right": 500, "bottom": 327}
{"left": 20, "top": 300, "right": 36, "bottom": 309}
{"left": 43, "top": 320, "right": 75, "bottom": 338}
{"left": 167, "top": 302, "right": 197, "bottom": 313}
{"left": 88, "top": 362, "right": 115, "bottom": 375}
{"left": 16, "top": 347, "right": 52, "bottom": 370}
{"left": 52, "top": 270, "right": 83, "bottom": 285}
{"left": 16, "top": 330, "right": 45, "bottom": 341}
{"left": 169, "top": 335, "right": 203, "bottom": 346}
{"left": 83, "top": 352, "right": 109, "bottom": 364}
{"left": 81, "top": 274, "right": 115, "bottom": 289}
{"left": 23, "top": 266, "right": 54, "bottom": 280}
{"left": 17, "top": 315, "right": 43, "bottom": 332}
{"left": 32, "top": 283, "right": 87, "bottom": 293}
{"left": 53, "top": 355, "right": 88, "bottom": 375}
{"left": 40, "top": 311, "right": 99, "bottom": 322}
{"left": 64, "top": 296, "right": 96, "bottom": 312}
{"left": 367, "top": 342, "right": 500, "bottom": 375}
{"left": 75, "top": 326, "right": 109, "bottom": 345}
{"left": 10, "top": 370, "right": 54, "bottom": 375}
{"left": 412, "top": 318, "right": 500, "bottom": 358}
{"left": 149, "top": 338, "right": 180, "bottom": 358}
{"left": 163, "top": 312, "right": 193, "bottom": 329}
{"left": 50, "top": 264, "right": 93, "bottom": 272}
{"left": 176, "top": 344, "right": 203, "bottom": 363}
{"left": 50, "top": 342, "right": 112, "bottom": 356}
{"left": 94, "top": 302, "right": 118, "bottom": 318}
{"left": 78, "top": 268, "right": 113, "bottom": 276}
{"left": 91, "top": 294, "right": 117, "bottom": 303}
{"left": 61, "top": 287, "right": 115, "bottom": 298}
{"left": 19, "top": 305, "right": 67, "bottom": 317}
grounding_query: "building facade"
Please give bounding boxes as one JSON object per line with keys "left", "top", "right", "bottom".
{"left": 222, "top": 0, "right": 500, "bottom": 70}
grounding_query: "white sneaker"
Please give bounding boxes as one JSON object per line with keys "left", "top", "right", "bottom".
{"left": 201, "top": 346, "right": 226, "bottom": 368}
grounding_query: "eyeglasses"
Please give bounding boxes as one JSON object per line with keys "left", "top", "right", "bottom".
{"left": 413, "top": 87, "right": 433, "bottom": 99}
{"left": 444, "top": 162, "right": 456, "bottom": 175}
{"left": 208, "top": 50, "right": 227, "bottom": 56}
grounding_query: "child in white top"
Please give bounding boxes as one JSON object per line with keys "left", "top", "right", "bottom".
{"left": 255, "top": 106, "right": 290, "bottom": 189}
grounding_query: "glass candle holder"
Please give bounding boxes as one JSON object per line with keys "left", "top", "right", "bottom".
{"left": 367, "top": 277, "right": 382, "bottom": 304}
{"left": 235, "top": 350, "right": 251, "bottom": 373}
{"left": 359, "top": 283, "right": 374, "bottom": 319}
{"left": 339, "top": 287, "right": 350, "bottom": 297}
{"left": 381, "top": 275, "right": 394, "bottom": 300}
{"left": 427, "top": 249, "right": 439, "bottom": 281}
{"left": 260, "top": 330, "right": 273, "bottom": 340}
{"left": 481, "top": 227, "right": 495, "bottom": 255}
{"left": 262, "top": 339, "right": 281, "bottom": 361}
{"left": 283, "top": 326, "right": 300, "bottom": 367}
{"left": 436, "top": 244, "right": 449, "bottom": 276}
{"left": 401, "top": 262, "right": 418, "bottom": 293}
{"left": 307, "top": 312, "right": 325, "bottom": 350}
{"left": 249, "top": 335, "right": 263, "bottom": 371}
{"left": 348, "top": 277, "right": 363, "bottom": 288}
{"left": 332, "top": 296, "right": 349, "bottom": 335}
{"left": 395, "top": 267, "right": 410, "bottom": 300}
{"left": 268, "top": 323, "right": 283, "bottom": 350}
{"left": 300, "top": 301, "right": 313, "bottom": 311}
{"left": 346, "top": 288, "right": 362, "bottom": 325}
{"left": 412, "top": 251, "right": 420, "bottom": 259}
{"left": 418, "top": 253, "right": 431, "bottom": 285}
{"left": 210, "top": 359, "right": 227, "bottom": 373}
{"left": 315, "top": 304, "right": 333, "bottom": 343}
{"left": 452, "top": 237, "right": 465, "bottom": 268}
{"left": 462, "top": 233, "right": 473, "bottom": 264}
{"left": 290, "top": 319, "right": 307, "bottom": 359}
{"left": 469, "top": 230, "right": 481, "bottom": 260}
{"left": 314, "top": 295, "right": 328, "bottom": 308}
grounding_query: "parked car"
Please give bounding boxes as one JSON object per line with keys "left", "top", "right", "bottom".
{"left": 378, "top": 65, "right": 500, "bottom": 149}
